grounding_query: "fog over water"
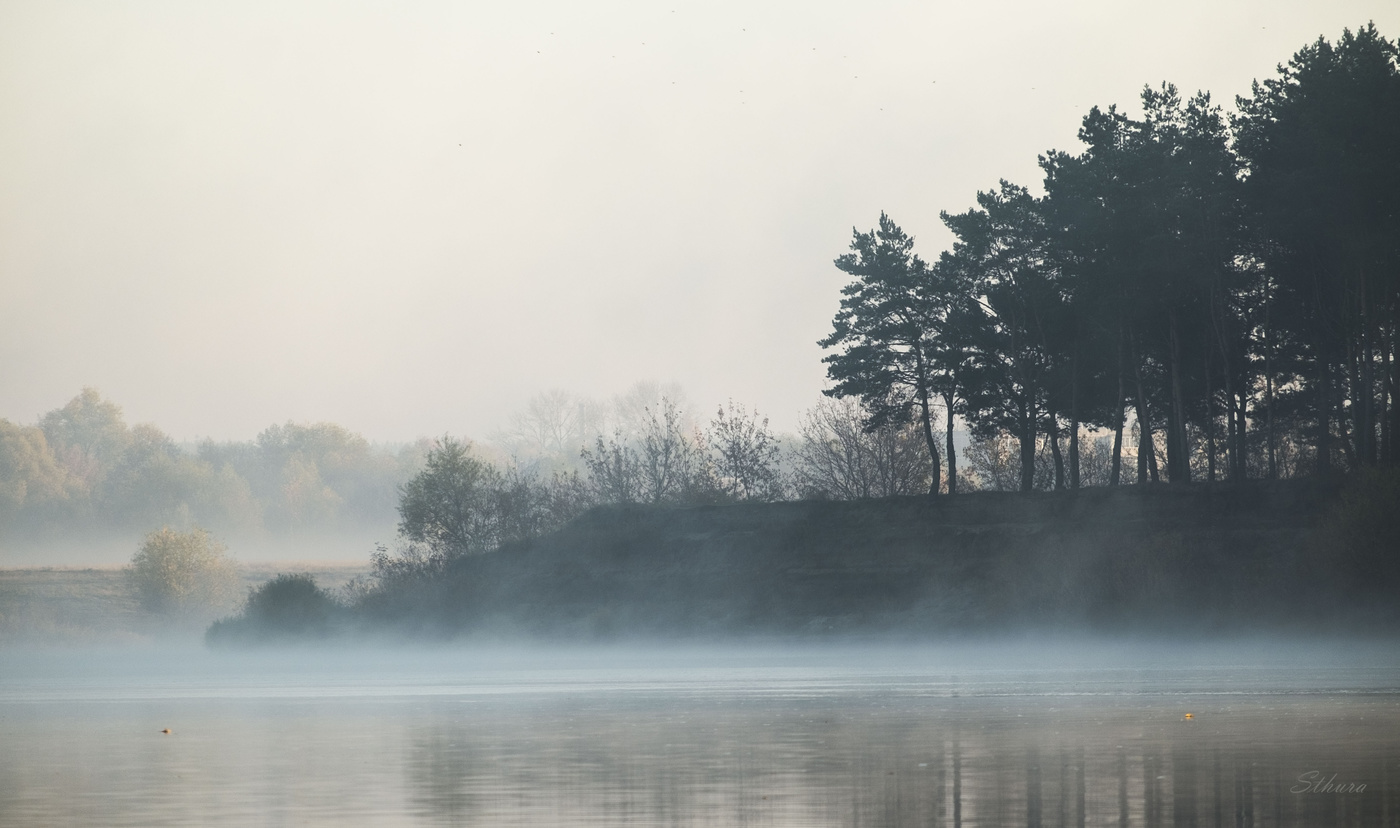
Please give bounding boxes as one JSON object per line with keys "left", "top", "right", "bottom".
{"left": 3, "top": 0, "right": 1396, "bottom": 441}
{"left": 5, "top": 2, "right": 1400, "bottom": 824}
{"left": 3, "top": 639, "right": 1398, "bottom": 827}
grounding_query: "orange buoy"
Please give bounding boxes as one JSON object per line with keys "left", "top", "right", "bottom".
{"left": 1182, "top": 713, "right": 1194, "bottom": 720}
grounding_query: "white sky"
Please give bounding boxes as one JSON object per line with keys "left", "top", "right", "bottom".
{"left": 2, "top": 0, "right": 1395, "bottom": 442}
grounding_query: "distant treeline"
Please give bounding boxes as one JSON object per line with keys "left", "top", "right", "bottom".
{"left": 0, "top": 388, "right": 425, "bottom": 539}
{"left": 822, "top": 25, "right": 1400, "bottom": 493}
{"left": 0, "top": 383, "right": 1101, "bottom": 550}
{"left": 0, "top": 385, "right": 918, "bottom": 547}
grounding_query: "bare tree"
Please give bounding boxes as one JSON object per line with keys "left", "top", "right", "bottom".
{"left": 706, "top": 400, "right": 784, "bottom": 501}
{"left": 637, "top": 398, "right": 712, "bottom": 502}
{"left": 1076, "top": 435, "right": 1116, "bottom": 488}
{"left": 493, "top": 390, "right": 605, "bottom": 473}
{"left": 792, "top": 398, "right": 932, "bottom": 499}
{"left": 963, "top": 433, "right": 1060, "bottom": 491}
{"left": 580, "top": 429, "right": 644, "bottom": 504}
{"left": 611, "top": 381, "right": 692, "bottom": 441}
{"left": 582, "top": 396, "right": 714, "bottom": 504}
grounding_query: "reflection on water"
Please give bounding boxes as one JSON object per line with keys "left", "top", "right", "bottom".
{"left": 0, "top": 646, "right": 1397, "bottom": 827}
{"left": 395, "top": 695, "right": 1398, "bottom": 827}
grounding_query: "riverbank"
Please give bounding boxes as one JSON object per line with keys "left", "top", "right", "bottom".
{"left": 339, "top": 476, "right": 1398, "bottom": 639}
{"left": 0, "top": 562, "right": 370, "bottom": 646}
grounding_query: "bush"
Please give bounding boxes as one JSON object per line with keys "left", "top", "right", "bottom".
{"left": 206, "top": 573, "right": 343, "bottom": 644}
{"left": 128, "top": 526, "right": 240, "bottom": 617}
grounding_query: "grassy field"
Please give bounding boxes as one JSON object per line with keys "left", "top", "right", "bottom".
{"left": 0, "top": 562, "right": 371, "bottom": 646}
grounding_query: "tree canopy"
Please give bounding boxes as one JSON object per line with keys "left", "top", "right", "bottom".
{"left": 822, "top": 25, "right": 1400, "bottom": 490}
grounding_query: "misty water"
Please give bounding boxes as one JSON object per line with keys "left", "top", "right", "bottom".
{"left": 2, "top": 640, "right": 1397, "bottom": 827}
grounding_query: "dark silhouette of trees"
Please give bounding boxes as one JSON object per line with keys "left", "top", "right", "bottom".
{"left": 1234, "top": 23, "right": 1400, "bottom": 473}
{"left": 940, "top": 182, "right": 1061, "bottom": 492}
{"left": 824, "top": 25, "right": 1399, "bottom": 492}
{"left": 1039, "top": 84, "right": 1245, "bottom": 486}
{"left": 819, "top": 214, "right": 958, "bottom": 494}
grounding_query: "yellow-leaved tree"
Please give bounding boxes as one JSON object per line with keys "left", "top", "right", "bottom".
{"left": 128, "top": 527, "right": 240, "bottom": 619}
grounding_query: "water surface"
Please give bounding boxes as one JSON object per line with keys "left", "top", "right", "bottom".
{"left": 1, "top": 640, "right": 1397, "bottom": 826}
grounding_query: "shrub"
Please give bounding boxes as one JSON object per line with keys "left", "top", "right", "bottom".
{"left": 206, "top": 573, "right": 343, "bottom": 643}
{"left": 128, "top": 526, "right": 240, "bottom": 617}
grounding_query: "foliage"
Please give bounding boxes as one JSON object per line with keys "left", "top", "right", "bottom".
{"left": 375, "top": 437, "right": 594, "bottom": 583}
{"left": 127, "top": 526, "right": 240, "bottom": 616}
{"left": 0, "top": 419, "right": 70, "bottom": 518}
{"left": 1233, "top": 23, "right": 1400, "bottom": 472}
{"left": 0, "top": 389, "right": 424, "bottom": 545}
{"left": 821, "top": 25, "right": 1400, "bottom": 489}
{"left": 940, "top": 182, "right": 1060, "bottom": 491}
{"left": 206, "top": 573, "right": 343, "bottom": 643}
{"left": 39, "top": 387, "right": 131, "bottom": 481}
{"left": 397, "top": 436, "right": 504, "bottom": 558}
{"left": 818, "top": 214, "right": 953, "bottom": 494}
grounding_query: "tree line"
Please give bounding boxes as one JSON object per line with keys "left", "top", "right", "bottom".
{"left": 0, "top": 386, "right": 953, "bottom": 550}
{"left": 0, "top": 388, "right": 425, "bottom": 539}
{"left": 821, "top": 25, "right": 1400, "bottom": 493}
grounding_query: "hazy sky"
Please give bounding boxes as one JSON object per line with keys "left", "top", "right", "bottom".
{"left": 2, "top": 0, "right": 1396, "bottom": 442}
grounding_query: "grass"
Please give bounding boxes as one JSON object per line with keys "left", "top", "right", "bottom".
{"left": 0, "top": 562, "right": 371, "bottom": 646}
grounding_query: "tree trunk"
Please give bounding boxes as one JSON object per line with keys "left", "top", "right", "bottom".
{"left": 1211, "top": 282, "right": 1234, "bottom": 480}
{"left": 1133, "top": 341, "right": 1154, "bottom": 485}
{"left": 1265, "top": 282, "right": 1277, "bottom": 478}
{"left": 943, "top": 391, "right": 957, "bottom": 496}
{"left": 918, "top": 382, "right": 942, "bottom": 496}
{"left": 1389, "top": 306, "right": 1400, "bottom": 467}
{"left": 1348, "top": 337, "right": 1363, "bottom": 467}
{"left": 1165, "top": 402, "right": 1182, "bottom": 485}
{"left": 1362, "top": 330, "right": 1375, "bottom": 467}
{"left": 1364, "top": 321, "right": 1376, "bottom": 465}
{"left": 1382, "top": 322, "right": 1394, "bottom": 467}
{"left": 1339, "top": 382, "right": 1357, "bottom": 470}
{"left": 1049, "top": 414, "right": 1065, "bottom": 491}
{"left": 1204, "top": 332, "right": 1216, "bottom": 483}
{"left": 1226, "top": 395, "right": 1238, "bottom": 479}
{"left": 1020, "top": 401, "right": 1037, "bottom": 493}
{"left": 1069, "top": 357, "right": 1080, "bottom": 490}
{"left": 1359, "top": 268, "right": 1375, "bottom": 466}
{"left": 1111, "top": 329, "right": 1125, "bottom": 486}
{"left": 1317, "top": 355, "right": 1332, "bottom": 475}
{"left": 1147, "top": 427, "right": 1161, "bottom": 483}
{"left": 1167, "top": 310, "right": 1190, "bottom": 484}
{"left": 1234, "top": 389, "right": 1248, "bottom": 478}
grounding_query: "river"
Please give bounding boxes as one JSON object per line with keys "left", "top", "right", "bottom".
{"left": 1, "top": 639, "right": 1396, "bottom": 826}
